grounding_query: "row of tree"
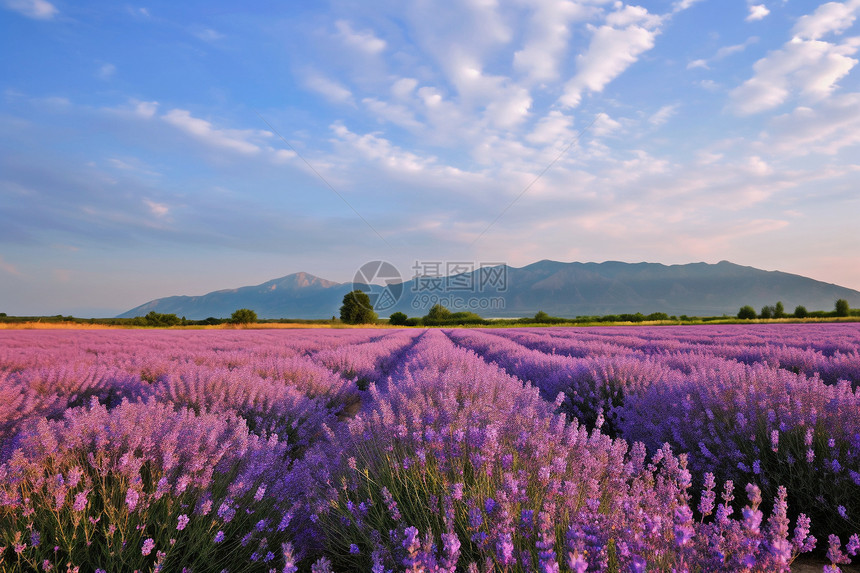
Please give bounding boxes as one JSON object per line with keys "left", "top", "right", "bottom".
{"left": 129, "top": 309, "right": 259, "bottom": 327}
{"left": 737, "top": 299, "right": 853, "bottom": 320}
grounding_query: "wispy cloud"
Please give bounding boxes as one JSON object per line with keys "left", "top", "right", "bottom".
{"left": 162, "top": 109, "right": 264, "bottom": 155}
{"left": 0, "top": 255, "right": 22, "bottom": 276}
{"left": 649, "top": 104, "right": 678, "bottom": 126}
{"left": 334, "top": 20, "right": 386, "bottom": 54}
{"left": 191, "top": 27, "right": 225, "bottom": 42}
{"left": 3, "top": 0, "right": 57, "bottom": 19}
{"left": 98, "top": 63, "right": 116, "bottom": 80}
{"left": 144, "top": 199, "right": 169, "bottom": 218}
{"left": 729, "top": 2, "right": 860, "bottom": 116}
{"left": 687, "top": 37, "right": 758, "bottom": 70}
{"left": 303, "top": 73, "right": 354, "bottom": 105}
{"left": 764, "top": 93, "right": 860, "bottom": 154}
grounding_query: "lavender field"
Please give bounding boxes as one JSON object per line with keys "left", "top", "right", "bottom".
{"left": 1, "top": 325, "right": 859, "bottom": 572}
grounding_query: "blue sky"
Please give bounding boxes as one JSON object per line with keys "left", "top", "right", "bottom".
{"left": 2, "top": 0, "right": 860, "bottom": 316}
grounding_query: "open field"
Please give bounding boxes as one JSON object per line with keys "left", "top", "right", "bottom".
{"left": 1, "top": 325, "right": 859, "bottom": 571}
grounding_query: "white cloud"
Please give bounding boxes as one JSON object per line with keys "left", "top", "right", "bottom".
{"left": 716, "top": 38, "right": 758, "bottom": 59}
{"left": 98, "top": 63, "right": 116, "bottom": 79}
{"left": 303, "top": 73, "right": 354, "bottom": 104}
{"left": 591, "top": 112, "right": 622, "bottom": 137}
{"left": 526, "top": 110, "right": 576, "bottom": 146}
{"left": 688, "top": 37, "right": 758, "bottom": 70}
{"left": 513, "top": 1, "right": 590, "bottom": 83}
{"left": 108, "top": 157, "right": 160, "bottom": 177}
{"left": 127, "top": 6, "right": 149, "bottom": 18}
{"left": 192, "top": 28, "right": 225, "bottom": 42}
{"left": 560, "top": 5, "right": 663, "bottom": 108}
{"left": 729, "top": 37, "right": 860, "bottom": 114}
{"left": 362, "top": 98, "right": 423, "bottom": 130}
{"left": 672, "top": 0, "right": 705, "bottom": 13}
{"left": 485, "top": 86, "right": 533, "bottom": 129}
{"left": 162, "top": 109, "right": 263, "bottom": 155}
{"left": 765, "top": 93, "right": 860, "bottom": 154}
{"left": 606, "top": 4, "right": 662, "bottom": 28}
{"left": 391, "top": 78, "right": 418, "bottom": 100}
{"left": 649, "top": 104, "right": 678, "bottom": 126}
{"left": 746, "top": 5, "right": 770, "bottom": 22}
{"left": 3, "top": 0, "right": 57, "bottom": 19}
{"left": 793, "top": 0, "right": 860, "bottom": 41}
{"left": 334, "top": 20, "right": 386, "bottom": 54}
{"left": 330, "top": 122, "right": 435, "bottom": 173}
{"left": 745, "top": 155, "right": 772, "bottom": 176}
{"left": 144, "top": 199, "right": 169, "bottom": 218}
{"left": 134, "top": 100, "right": 158, "bottom": 118}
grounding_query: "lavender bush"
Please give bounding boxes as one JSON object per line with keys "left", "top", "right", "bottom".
{"left": 0, "top": 325, "right": 858, "bottom": 571}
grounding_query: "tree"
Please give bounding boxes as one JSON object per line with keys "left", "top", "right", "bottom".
{"left": 142, "top": 311, "right": 181, "bottom": 327}
{"left": 425, "top": 304, "right": 452, "bottom": 321}
{"left": 230, "top": 308, "right": 258, "bottom": 324}
{"left": 794, "top": 305, "right": 808, "bottom": 318}
{"left": 340, "top": 290, "right": 378, "bottom": 324}
{"left": 737, "top": 305, "right": 756, "bottom": 320}
{"left": 534, "top": 310, "right": 551, "bottom": 323}
{"left": 388, "top": 311, "right": 408, "bottom": 326}
{"left": 760, "top": 305, "right": 773, "bottom": 319}
{"left": 835, "top": 299, "right": 850, "bottom": 317}
{"left": 773, "top": 301, "right": 785, "bottom": 319}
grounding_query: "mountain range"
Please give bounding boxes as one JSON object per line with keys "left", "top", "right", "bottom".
{"left": 117, "top": 260, "right": 860, "bottom": 319}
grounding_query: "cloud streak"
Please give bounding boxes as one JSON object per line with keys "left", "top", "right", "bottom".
{"left": 3, "top": 0, "right": 57, "bottom": 19}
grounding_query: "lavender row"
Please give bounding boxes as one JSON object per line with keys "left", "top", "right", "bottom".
{"left": 323, "top": 330, "right": 815, "bottom": 571}
{"left": 310, "top": 330, "right": 423, "bottom": 390}
{"left": 2, "top": 326, "right": 859, "bottom": 571}
{"left": 453, "top": 326, "right": 860, "bottom": 545}
{"left": 444, "top": 328, "right": 679, "bottom": 432}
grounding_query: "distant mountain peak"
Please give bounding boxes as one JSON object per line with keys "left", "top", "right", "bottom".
{"left": 264, "top": 272, "right": 341, "bottom": 290}
{"left": 118, "top": 260, "right": 860, "bottom": 319}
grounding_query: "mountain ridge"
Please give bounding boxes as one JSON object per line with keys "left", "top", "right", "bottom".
{"left": 117, "top": 260, "right": 860, "bottom": 319}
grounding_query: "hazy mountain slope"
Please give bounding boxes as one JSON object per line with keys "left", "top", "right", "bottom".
{"left": 118, "top": 261, "right": 860, "bottom": 319}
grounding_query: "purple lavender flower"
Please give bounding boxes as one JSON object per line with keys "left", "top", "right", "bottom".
{"left": 125, "top": 488, "right": 140, "bottom": 512}
{"left": 402, "top": 526, "right": 420, "bottom": 554}
{"left": 73, "top": 490, "right": 88, "bottom": 512}
{"left": 282, "top": 542, "right": 298, "bottom": 573}
{"left": 141, "top": 537, "right": 155, "bottom": 556}
{"left": 177, "top": 514, "right": 189, "bottom": 531}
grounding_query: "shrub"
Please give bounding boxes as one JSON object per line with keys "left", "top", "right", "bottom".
{"left": 737, "top": 306, "right": 756, "bottom": 320}
{"left": 794, "top": 305, "right": 808, "bottom": 319}
{"left": 230, "top": 308, "right": 257, "bottom": 324}
{"left": 835, "top": 299, "right": 850, "bottom": 317}
{"left": 388, "top": 311, "right": 408, "bottom": 326}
